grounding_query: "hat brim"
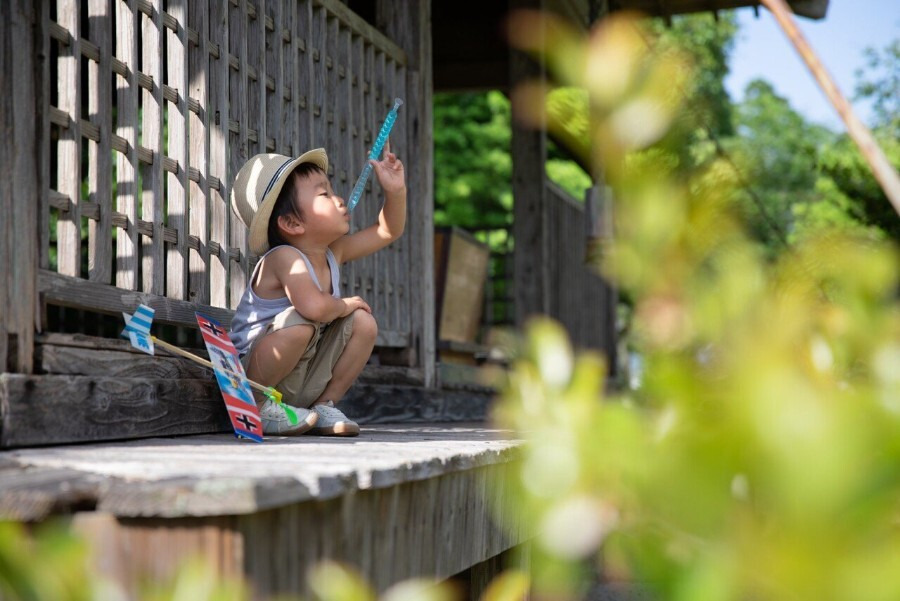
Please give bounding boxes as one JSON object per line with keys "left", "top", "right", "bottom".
{"left": 248, "top": 148, "right": 329, "bottom": 256}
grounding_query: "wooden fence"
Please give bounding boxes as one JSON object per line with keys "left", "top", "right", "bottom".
{"left": 39, "top": 0, "right": 413, "bottom": 348}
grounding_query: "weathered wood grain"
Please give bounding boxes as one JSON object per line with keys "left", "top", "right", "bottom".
{"left": 56, "top": 0, "right": 82, "bottom": 279}
{"left": 209, "top": 0, "right": 230, "bottom": 308}
{"left": 36, "top": 342, "right": 212, "bottom": 381}
{"left": 377, "top": 0, "right": 436, "bottom": 384}
{"left": 228, "top": 0, "right": 249, "bottom": 308}
{"left": 1, "top": 363, "right": 489, "bottom": 448}
{"left": 188, "top": 0, "right": 210, "bottom": 305}
{"left": 0, "top": 373, "right": 229, "bottom": 448}
{"left": 39, "top": 269, "right": 235, "bottom": 327}
{"left": 1, "top": 0, "right": 40, "bottom": 373}
{"left": 115, "top": 0, "right": 140, "bottom": 291}
{"left": 2, "top": 424, "right": 519, "bottom": 516}
{"left": 166, "top": 0, "right": 189, "bottom": 300}
{"left": 87, "top": 0, "right": 113, "bottom": 285}
{"left": 141, "top": 0, "right": 165, "bottom": 295}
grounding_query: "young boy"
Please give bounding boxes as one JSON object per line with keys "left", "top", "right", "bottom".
{"left": 229, "top": 145, "right": 406, "bottom": 437}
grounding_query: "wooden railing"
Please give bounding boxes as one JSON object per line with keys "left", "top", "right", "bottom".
{"left": 544, "top": 182, "right": 617, "bottom": 353}
{"left": 40, "top": 0, "right": 412, "bottom": 347}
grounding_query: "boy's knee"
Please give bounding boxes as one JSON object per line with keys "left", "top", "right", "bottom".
{"left": 279, "top": 323, "right": 316, "bottom": 350}
{"left": 351, "top": 310, "right": 378, "bottom": 341}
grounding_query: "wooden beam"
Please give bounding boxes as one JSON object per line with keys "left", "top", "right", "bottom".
{"left": 0, "top": 0, "right": 40, "bottom": 374}
{"left": 376, "top": 0, "right": 437, "bottom": 386}
{"left": 510, "top": 0, "right": 551, "bottom": 324}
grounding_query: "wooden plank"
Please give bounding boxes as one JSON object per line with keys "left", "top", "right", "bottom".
{"left": 0, "top": 373, "right": 228, "bottom": 448}
{"left": 295, "top": 0, "right": 313, "bottom": 154}
{"left": 209, "top": 0, "right": 230, "bottom": 308}
{"left": 510, "top": 0, "right": 550, "bottom": 324}
{"left": 228, "top": 0, "right": 249, "bottom": 307}
{"left": 166, "top": 0, "right": 189, "bottom": 300}
{"left": 377, "top": 0, "right": 436, "bottom": 383}
{"left": 189, "top": 0, "right": 210, "bottom": 304}
{"left": 0, "top": 465, "right": 104, "bottom": 522}
{"left": 56, "top": 0, "right": 82, "bottom": 278}
{"left": 1, "top": 0, "right": 40, "bottom": 372}
{"left": 0, "top": 0, "right": 8, "bottom": 372}
{"left": 185, "top": 0, "right": 210, "bottom": 304}
{"left": 311, "top": 3, "right": 326, "bottom": 146}
{"left": 343, "top": 33, "right": 364, "bottom": 302}
{"left": 141, "top": 0, "right": 165, "bottom": 295}
{"left": 247, "top": 0, "right": 265, "bottom": 157}
{"left": 115, "top": 0, "right": 140, "bottom": 291}
{"left": 371, "top": 49, "right": 386, "bottom": 322}
{"left": 358, "top": 43, "right": 376, "bottom": 315}
{"left": 267, "top": 0, "right": 285, "bottom": 153}
{"left": 87, "top": 0, "right": 113, "bottom": 285}
{"left": 39, "top": 269, "right": 235, "bottom": 327}
{"left": 36, "top": 342, "right": 212, "bottom": 381}
{"left": 39, "top": 0, "right": 51, "bottom": 273}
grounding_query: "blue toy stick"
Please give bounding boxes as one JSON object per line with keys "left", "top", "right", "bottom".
{"left": 347, "top": 98, "right": 403, "bottom": 213}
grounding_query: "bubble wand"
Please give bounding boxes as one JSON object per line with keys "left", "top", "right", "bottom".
{"left": 347, "top": 98, "right": 403, "bottom": 213}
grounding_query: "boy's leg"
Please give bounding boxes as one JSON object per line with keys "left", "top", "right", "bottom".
{"left": 311, "top": 309, "right": 377, "bottom": 405}
{"left": 245, "top": 323, "right": 316, "bottom": 388}
{"left": 240, "top": 310, "right": 321, "bottom": 435}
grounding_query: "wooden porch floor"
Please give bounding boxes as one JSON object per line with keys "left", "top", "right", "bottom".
{"left": 0, "top": 424, "right": 520, "bottom": 520}
{"left": 1, "top": 425, "right": 528, "bottom": 597}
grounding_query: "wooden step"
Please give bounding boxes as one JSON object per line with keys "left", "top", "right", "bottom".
{"left": 0, "top": 334, "right": 494, "bottom": 448}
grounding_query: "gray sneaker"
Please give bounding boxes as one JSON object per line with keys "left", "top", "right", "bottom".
{"left": 257, "top": 398, "right": 318, "bottom": 435}
{"left": 310, "top": 401, "right": 360, "bottom": 436}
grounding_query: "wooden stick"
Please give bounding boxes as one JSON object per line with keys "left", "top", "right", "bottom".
{"left": 759, "top": 0, "right": 900, "bottom": 217}
{"left": 151, "top": 336, "right": 282, "bottom": 402}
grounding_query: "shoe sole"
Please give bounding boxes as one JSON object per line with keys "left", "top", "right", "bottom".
{"left": 266, "top": 410, "right": 319, "bottom": 436}
{"left": 309, "top": 422, "right": 360, "bottom": 437}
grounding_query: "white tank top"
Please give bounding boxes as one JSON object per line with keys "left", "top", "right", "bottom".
{"left": 229, "top": 245, "right": 341, "bottom": 356}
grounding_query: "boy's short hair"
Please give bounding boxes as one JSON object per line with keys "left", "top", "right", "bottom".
{"left": 267, "top": 162, "right": 326, "bottom": 250}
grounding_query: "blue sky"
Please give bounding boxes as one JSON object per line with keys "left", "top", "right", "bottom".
{"left": 725, "top": 0, "right": 899, "bottom": 130}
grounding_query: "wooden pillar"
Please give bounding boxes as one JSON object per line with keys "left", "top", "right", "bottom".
{"left": 509, "top": 0, "right": 550, "bottom": 325}
{"left": 0, "top": 0, "right": 41, "bottom": 374}
{"left": 376, "top": 0, "right": 436, "bottom": 387}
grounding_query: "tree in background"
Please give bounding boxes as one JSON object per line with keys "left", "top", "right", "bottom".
{"left": 433, "top": 91, "right": 514, "bottom": 230}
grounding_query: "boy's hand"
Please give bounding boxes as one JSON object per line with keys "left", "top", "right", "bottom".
{"left": 370, "top": 139, "right": 406, "bottom": 196}
{"left": 341, "top": 296, "right": 372, "bottom": 316}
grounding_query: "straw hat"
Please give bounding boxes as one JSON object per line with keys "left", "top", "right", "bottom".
{"left": 231, "top": 149, "right": 329, "bottom": 256}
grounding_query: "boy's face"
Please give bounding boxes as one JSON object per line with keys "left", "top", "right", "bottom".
{"left": 292, "top": 170, "right": 350, "bottom": 239}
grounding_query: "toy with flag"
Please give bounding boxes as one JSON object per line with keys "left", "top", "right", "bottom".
{"left": 195, "top": 313, "right": 264, "bottom": 442}
{"left": 120, "top": 304, "right": 268, "bottom": 443}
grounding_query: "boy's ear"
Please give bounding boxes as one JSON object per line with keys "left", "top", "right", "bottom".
{"left": 277, "top": 213, "right": 304, "bottom": 236}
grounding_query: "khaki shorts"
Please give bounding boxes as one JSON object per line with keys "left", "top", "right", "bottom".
{"left": 239, "top": 307, "right": 354, "bottom": 408}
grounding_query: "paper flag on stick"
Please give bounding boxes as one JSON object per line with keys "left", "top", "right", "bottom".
{"left": 121, "top": 304, "right": 156, "bottom": 355}
{"left": 196, "top": 313, "right": 264, "bottom": 443}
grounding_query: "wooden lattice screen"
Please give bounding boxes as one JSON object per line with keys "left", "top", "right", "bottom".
{"left": 41, "top": 0, "right": 411, "bottom": 348}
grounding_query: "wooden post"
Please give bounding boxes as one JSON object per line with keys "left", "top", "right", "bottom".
{"left": 760, "top": 0, "right": 900, "bottom": 216}
{"left": 509, "top": 0, "right": 550, "bottom": 325}
{"left": 0, "top": 0, "right": 41, "bottom": 373}
{"left": 376, "top": 0, "right": 436, "bottom": 387}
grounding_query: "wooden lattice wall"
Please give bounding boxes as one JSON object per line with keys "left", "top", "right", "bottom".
{"left": 41, "top": 0, "right": 413, "bottom": 348}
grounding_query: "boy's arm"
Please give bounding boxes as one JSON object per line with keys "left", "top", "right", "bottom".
{"left": 271, "top": 249, "right": 369, "bottom": 322}
{"left": 331, "top": 146, "right": 406, "bottom": 264}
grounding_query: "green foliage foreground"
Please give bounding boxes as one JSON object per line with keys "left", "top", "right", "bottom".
{"left": 495, "top": 10, "right": 900, "bottom": 601}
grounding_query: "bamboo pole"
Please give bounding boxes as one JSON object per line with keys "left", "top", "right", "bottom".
{"left": 151, "top": 336, "right": 283, "bottom": 402}
{"left": 759, "top": 0, "right": 900, "bottom": 217}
